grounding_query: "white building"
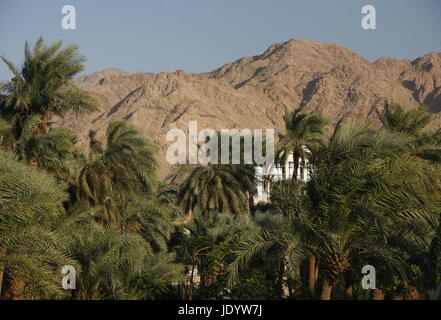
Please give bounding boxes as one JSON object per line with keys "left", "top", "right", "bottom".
{"left": 254, "top": 150, "right": 311, "bottom": 203}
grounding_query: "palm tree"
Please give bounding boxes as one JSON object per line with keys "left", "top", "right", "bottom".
{"left": 226, "top": 212, "right": 305, "bottom": 299}
{"left": 129, "top": 252, "right": 184, "bottom": 300}
{"left": 62, "top": 196, "right": 179, "bottom": 300}
{"left": 0, "top": 104, "right": 14, "bottom": 150}
{"left": 0, "top": 38, "right": 97, "bottom": 183}
{"left": 173, "top": 131, "right": 256, "bottom": 220}
{"left": 376, "top": 102, "right": 434, "bottom": 136}
{"left": 78, "top": 120, "right": 157, "bottom": 226}
{"left": 268, "top": 180, "right": 306, "bottom": 219}
{"left": 173, "top": 213, "right": 258, "bottom": 299}
{"left": 376, "top": 102, "right": 441, "bottom": 163}
{"left": 157, "top": 182, "right": 184, "bottom": 218}
{"left": 0, "top": 107, "right": 84, "bottom": 187}
{"left": 268, "top": 180, "right": 321, "bottom": 294}
{"left": 276, "top": 109, "right": 328, "bottom": 183}
{"left": 0, "top": 149, "right": 77, "bottom": 299}
{"left": 69, "top": 223, "right": 154, "bottom": 300}
{"left": 119, "top": 197, "right": 174, "bottom": 251}
{"left": 1, "top": 37, "right": 97, "bottom": 137}
{"left": 307, "top": 123, "right": 439, "bottom": 299}
{"left": 430, "top": 223, "right": 441, "bottom": 292}
{"left": 174, "top": 164, "right": 253, "bottom": 219}
{"left": 19, "top": 118, "right": 83, "bottom": 184}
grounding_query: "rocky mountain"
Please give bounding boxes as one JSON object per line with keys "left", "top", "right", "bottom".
{"left": 56, "top": 39, "right": 441, "bottom": 178}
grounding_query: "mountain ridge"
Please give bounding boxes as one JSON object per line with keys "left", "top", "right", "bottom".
{"left": 58, "top": 39, "right": 441, "bottom": 177}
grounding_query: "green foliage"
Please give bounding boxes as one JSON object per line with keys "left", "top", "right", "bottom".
{"left": 269, "top": 180, "right": 307, "bottom": 218}
{"left": 172, "top": 213, "right": 259, "bottom": 299}
{"left": 377, "top": 102, "right": 441, "bottom": 164}
{"left": 79, "top": 121, "right": 157, "bottom": 202}
{"left": 1, "top": 37, "right": 96, "bottom": 124}
{"left": 0, "top": 117, "right": 13, "bottom": 148}
{"left": 377, "top": 102, "right": 434, "bottom": 136}
{"left": 122, "top": 197, "right": 174, "bottom": 252}
{"left": 175, "top": 163, "right": 254, "bottom": 218}
{"left": 430, "top": 223, "right": 441, "bottom": 284}
{"left": 0, "top": 38, "right": 177, "bottom": 300}
{"left": 68, "top": 223, "right": 150, "bottom": 299}
{"left": 307, "top": 122, "right": 439, "bottom": 295}
{"left": 0, "top": 149, "right": 77, "bottom": 299}
{"left": 130, "top": 252, "right": 184, "bottom": 299}
{"left": 1, "top": 37, "right": 440, "bottom": 300}
{"left": 78, "top": 120, "right": 158, "bottom": 226}
{"left": 226, "top": 215, "right": 304, "bottom": 290}
{"left": 276, "top": 109, "right": 328, "bottom": 182}
{"left": 23, "top": 126, "right": 83, "bottom": 181}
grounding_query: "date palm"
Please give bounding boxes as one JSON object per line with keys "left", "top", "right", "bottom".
{"left": 173, "top": 132, "right": 256, "bottom": 220}
{"left": 226, "top": 212, "right": 305, "bottom": 298}
{"left": 1, "top": 37, "right": 96, "bottom": 137}
{"left": 118, "top": 197, "right": 174, "bottom": 251}
{"left": 376, "top": 102, "right": 441, "bottom": 163}
{"left": 276, "top": 109, "right": 328, "bottom": 183}
{"left": 174, "top": 163, "right": 253, "bottom": 219}
{"left": 0, "top": 150, "right": 77, "bottom": 299}
{"left": 376, "top": 102, "right": 434, "bottom": 136}
{"left": 268, "top": 180, "right": 320, "bottom": 294}
{"left": 62, "top": 197, "right": 179, "bottom": 300}
{"left": 78, "top": 120, "right": 157, "bottom": 226}
{"left": 1, "top": 38, "right": 97, "bottom": 181}
{"left": 174, "top": 213, "right": 258, "bottom": 299}
{"left": 308, "top": 123, "right": 439, "bottom": 299}
{"left": 15, "top": 115, "right": 83, "bottom": 184}
{"left": 69, "top": 222, "right": 156, "bottom": 300}
{"left": 0, "top": 116, "right": 13, "bottom": 149}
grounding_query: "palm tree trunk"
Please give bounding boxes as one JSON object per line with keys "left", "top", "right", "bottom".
{"left": 372, "top": 288, "right": 385, "bottom": 300}
{"left": 185, "top": 209, "right": 193, "bottom": 223}
{"left": 308, "top": 255, "right": 316, "bottom": 294}
{"left": 295, "top": 265, "right": 301, "bottom": 290}
{"left": 4, "top": 273, "right": 25, "bottom": 300}
{"left": 287, "top": 282, "right": 293, "bottom": 297}
{"left": 36, "top": 111, "right": 53, "bottom": 135}
{"left": 277, "top": 261, "right": 285, "bottom": 299}
{"left": 189, "top": 265, "right": 195, "bottom": 300}
{"left": 433, "top": 284, "right": 441, "bottom": 300}
{"left": 292, "top": 154, "right": 300, "bottom": 184}
{"left": 0, "top": 248, "right": 4, "bottom": 296}
{"left": 247, "top": 192, "right": 254, "bottom": 212}
{"left": 406, "top": 287, "right": 420, "bottom": 300}
{"left": 0, "top": 270, "right": 10, "bottom": 300}
{"left": 321, "top": 279, "right": 333, "bottom": 300}
{"left": 315, "top": 260, "right": 320, "bottom": 284}
{"left": 0, "top": 268, "right": 3, "bottom": 297}
{"left": 345, "top": 286, "right": 353, "bottom": 299}
{"left": 180, "top": 283, "right": 186, "bottom": 300}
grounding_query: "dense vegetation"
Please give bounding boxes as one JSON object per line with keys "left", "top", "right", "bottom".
{"left": 0, "top": 39, "right": 440, "bottom": 300}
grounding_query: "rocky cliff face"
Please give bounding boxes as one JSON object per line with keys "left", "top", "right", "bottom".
{"left": 57, "top": 39, "right": 441, "bottom": 177}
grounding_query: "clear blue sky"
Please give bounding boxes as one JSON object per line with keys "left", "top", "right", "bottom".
{"left": 1, "top": 0, "right": 440, "bottom": 80}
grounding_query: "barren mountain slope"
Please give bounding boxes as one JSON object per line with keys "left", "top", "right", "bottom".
{"left": 56, "top": 40, "right": 441, "bottom": 177}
